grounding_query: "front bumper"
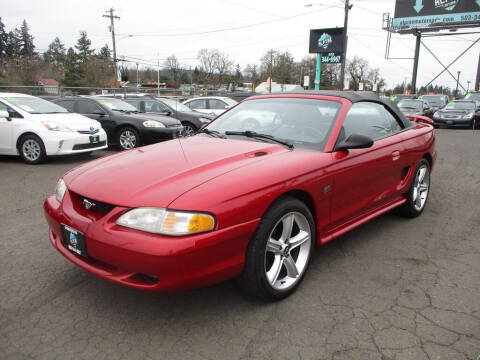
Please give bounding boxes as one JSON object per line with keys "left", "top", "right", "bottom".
{"left": 43, "top": 192, "right": 259, "bottom": 291}
{"left": 140, "top": 126, "right": 184, "bottom": 145}
{"left": 43, "top": 131, "right": 108, "bottom": 155}
{"left": 433, "top": 117, "right": 473, "bottom": 128}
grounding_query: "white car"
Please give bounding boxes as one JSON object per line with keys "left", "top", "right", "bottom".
{"left": 0, "top": 93, "right": 108, "bottom": 164}
{"left": 183, "top": 96, "right": 238, "bottom": 116}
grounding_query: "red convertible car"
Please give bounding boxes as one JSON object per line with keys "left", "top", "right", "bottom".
{"left": 44, "top": 91, "right": 436, "bottom": 301}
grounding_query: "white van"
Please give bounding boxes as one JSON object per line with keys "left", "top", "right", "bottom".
{"left": 0, "top": 93, "right": 107, "bottom": 164}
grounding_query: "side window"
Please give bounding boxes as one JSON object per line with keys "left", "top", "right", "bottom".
{"left": 0, "top": 101, "right": 22, "bottom": 118}
{"left": 77, "top": 101, "right": 102, "bottom": 114}
{"left": 56, "top": 100, "right": 75, "bottom": 112}
{"left": 144, "top": 101, "right": 166, "bottom": 112}
{"left": 379, "top": 105, "right": 403, "bottom": 133}
{"left": 209, "top": 99, "right": 227, "bottom": 110}
{"left": 188, "top": 99, "right": 207, "bottom": 109}
{"left": 342, "top": 102, "right": 394, "bottom": 140}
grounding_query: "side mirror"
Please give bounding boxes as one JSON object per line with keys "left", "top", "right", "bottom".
{"left": 0, "top": 110, "right": 10, "bottom": 119}
{"left": 93, "top": 110, "right": 106, "bottom": 116}
{"left": 161, "top": 110, "right": 172, "bottom": 116}
{"left": 335, "top": 134, "right": 374, "bottom": 151}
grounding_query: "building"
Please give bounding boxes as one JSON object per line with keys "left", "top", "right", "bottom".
{"left": 37, "top": 78, "right": 60, "bottom": 95}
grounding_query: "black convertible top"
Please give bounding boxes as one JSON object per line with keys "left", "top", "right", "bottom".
{"left": 253, "top": 90, "right": 412, "bottom": 128}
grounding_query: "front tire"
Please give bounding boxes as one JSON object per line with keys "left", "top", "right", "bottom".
{"left": 182, "top": 122, "right": 197, "bottom": 136}
{"left": 18, "top": 134, "right": 47, "bottom": 164}
{"left": 238, "top": 197, "right": 315, "bottom": 301}
{"left": 397, "top": 158, "right": 430, "bottom": 218}
{"left": 117, "top": 127, "right": 140, "bottom": 150}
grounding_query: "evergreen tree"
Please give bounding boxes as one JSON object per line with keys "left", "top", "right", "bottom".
{"left": 63, "top": 47, "right": 83, "bottom": 86}
{"left": 235, "top": 64, "right": 242, "bottom": 81}
{"left": 0, "top": 18, "right": 8, "bottom": 60}
{"left": 5, "top": 30, "right": 21, "bottom": 58}
{"left": 75, "top": 31, "right": 94, "bottom": 63}
{"left": 119, "top": 65, "right": 129, "bottom": 82}
{"left": 98, "top": 44, "right": 111, "bottom": 59}
{"left": 19, "top": 20, "right": 35, "bottom": 57}
{"left": 44, "top": 37, "right": 66, "bottom": 68}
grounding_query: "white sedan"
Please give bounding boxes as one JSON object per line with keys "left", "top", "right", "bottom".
{"left": 183, "top": 96, "right": 238, "bottom": 116}
{"left": 0, "top": 93, "right": 107, "bottom": 164}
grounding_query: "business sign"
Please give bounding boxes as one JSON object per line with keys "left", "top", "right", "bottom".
{"left": 309, "top": 27, "right": 346, "bottom": 54}
{"left": 321, "top": 52, "right": 342, "bottom": 64}
{"left": 392, "top": 0, "right": 480, "bottom": 32}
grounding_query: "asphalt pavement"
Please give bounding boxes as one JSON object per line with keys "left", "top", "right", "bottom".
{"left": 0, "top": 129, "right": 479, "bottom": 360}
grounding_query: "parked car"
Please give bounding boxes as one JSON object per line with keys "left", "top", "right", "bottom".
{"left": 183, "top": 96, "right": 238, "bottom": 116}
{"left": 392, "top": 94, "right": 416, "bottom": 103}
{"left": 397, "top": 99, "right": 434, "bottom": 118}
{"left": 419, "top": 94, "right": 449, "bottom": 111}
{"left": 0, "top": 93, "right": 107, "bottom": 164}
{"left": 464, "top": 91, "right": 480, "bottom": 102}
{"left": 53, "top": 97, "right": 183, "bottom": 150}
{"left": 44, "top": 91, "right": 436, "bottom": 301}
{"left": 432, "top": 100, "right": 480, "bottom": 128}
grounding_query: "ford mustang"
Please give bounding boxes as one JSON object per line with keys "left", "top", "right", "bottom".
{"left": 44, "top": 91, "right": 436, "bottom": 301}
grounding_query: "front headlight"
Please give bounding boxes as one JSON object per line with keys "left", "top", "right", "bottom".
{"left": 116, "top": 207, "right": 215, "bottom": 236}
{"left": 463, "top": 112, "right": 474, "bottom": 119}
{"left": 143, "top": 121, "right": 165, "bottom": 128}
{"left": 55, "top": 178, "right": 67, "bottom": 203}
{"left": 42, "top": 121, "right": 73, "bottom": 132}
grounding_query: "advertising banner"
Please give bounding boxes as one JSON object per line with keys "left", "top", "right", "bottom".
{"left": 309, "top": 27, "right": 346, "bottom": 54}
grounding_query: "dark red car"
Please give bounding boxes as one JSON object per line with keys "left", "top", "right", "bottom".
{"left": 44, "top": 91, "right": 436, "bottom": 301}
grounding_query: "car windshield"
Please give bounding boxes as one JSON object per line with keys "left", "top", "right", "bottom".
{"left": 222, "top": 97, "right": 238, "bottom": 106}
{"left": 1, "top": 96, "right": 69, "bottom": 114}
{"left": 159, "top": 98, "right": 191, "bottom": 112}
{"left": 443, "top": 101, "right": 475, "bottom": 111}
{"left": 204, "top": 98, "right": 341, "bottom": 150}
{"left": 95, "top": 98, "right": 138, "bottom": 111}
{"left": 422, "top": 96, "right": 446, "bottom": 107}
{"left": 398, "top": 100, "right": 422, "bottom": 110}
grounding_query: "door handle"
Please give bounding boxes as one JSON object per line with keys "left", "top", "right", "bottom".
{"left": 392, "top": 150, "right": 400, "bottom": 161}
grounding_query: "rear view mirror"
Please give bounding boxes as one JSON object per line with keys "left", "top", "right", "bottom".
{"left": 335, "top": 134, "right": 374, "bottom": 151}
{"left": 0, "top": 110, "right": 9, "bottom": 119}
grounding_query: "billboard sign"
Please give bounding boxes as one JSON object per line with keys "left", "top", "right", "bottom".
{"left": 309, "top": 27, "right": 346, "bottom": 54}
{"left": 392, "top": 0, "right": 480, "bottom": 32}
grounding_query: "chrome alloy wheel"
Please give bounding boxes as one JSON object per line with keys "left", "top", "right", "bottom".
{"left": 119, "top": 130, "right": 137, "bottom": 149}
{"left": 22, "top": 139, "right": 41, "bottom": 162}
{"left": 412, "top": 164, "right": 430, "bottom": 211}
{"left": 183, "top": 124, "right": 196, "bottom": 136}
{"left": 264, "top": 212, "right": 312, "bottom": 291}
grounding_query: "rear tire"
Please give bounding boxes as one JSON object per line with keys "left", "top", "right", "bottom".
{"left": 397, "top": 158, "right": 430, "bottom": 218}
{"left": 181, "top": 122, "right": 197, "bottom": 136}
{"left": 237, "top": 197, "right": 315, "bottom": 301}
{"left": 18, "top": 134, "right": 47, "bottom": 164}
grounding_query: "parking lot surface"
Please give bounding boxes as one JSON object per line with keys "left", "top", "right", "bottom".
{"left": 1, "top": 129, "right": 479, "bottom": 360}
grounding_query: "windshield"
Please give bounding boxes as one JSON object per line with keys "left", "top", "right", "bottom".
{"left": 422, "top": 96, "right": 446, "bottom": 107}
{"left": 443, "top": 101, "right": 475, "bottom": 111}
{"left": 398, "top": 100, "right": 422, "bottom": 110}
{"left": 222, "top": 97, "right": 238, "bottom": 106}
{"left": 204, "top": 98, "right": 341, "bottom": 150}
{"left": 159, "top": 98, "right": 191, "bottom": 112}
{"left": 1, "top": 96, "right": 69, "bottom": 114}
{"left": 95, "top": 98, "right": 138, "bottom": 111}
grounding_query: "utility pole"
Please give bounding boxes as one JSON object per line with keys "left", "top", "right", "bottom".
{"left": 411, "top": 31, "right": 421, "bottom": 95}
{"left": 103, "top": 8, "right": 120, "bottom": 86}
{"left": 476, "top": 53, "right": 480, "bottom": 91}
{"left": 136, "top": 63, "right": 139, "bottom": 89}
{"left": 157, "top": 56, "right": 160, "bottom": 96}
{"left": 455, "top": 71, "right": 461, "bottom": 98}
{"left": 269, "top": 50, "right": 273, "bottom": 93}
{"left": 339, "top": 0, "right": 351, "bottom": 90}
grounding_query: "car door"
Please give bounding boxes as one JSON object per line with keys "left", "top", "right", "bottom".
{"left": 0, "top": 101, "right": 13, "bottom": 152}
{"left": 329, "top": 101, "right": 409, "bottom": 230}
{"left": 186, "top": 99, "right": 208, "bottom": 114}
{"left": 207, "top": 99, "right": 229, "bottom": 116}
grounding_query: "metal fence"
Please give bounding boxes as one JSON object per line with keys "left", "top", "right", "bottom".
{"left": 0, "top": 85, "right": 257, "bottom": 102}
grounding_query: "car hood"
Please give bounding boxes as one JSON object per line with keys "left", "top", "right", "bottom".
{"left": 65, "top": 136, "right": 290, "bottom": 208}
{"left": 121, "top": 112, "right": 181, "bottom": 126}
{"left": 33, "top": 113, "right": 101, "bottom": 131}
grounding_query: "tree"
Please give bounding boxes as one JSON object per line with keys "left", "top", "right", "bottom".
{"left": 5, "top": 30, "right": 21, "bottom": 59}
{"left": 164, "top": 55, "right": 181, "bottom": 82}
{"left": 346, "top": 56, "right": 384, "bottom": 91}
{"left": 0, "top": 18, "right": 8, "bottom": 61}
{"left": 260, "top": 49, "right": 278, "bottom": 81}
{"left": 43, "top": 37, "right": 66, "bottom": 68}
{"left": 75, "top": 31, "right": 94, "bottom": 63}
{"left": 19, "top": 20, "right": 35, "bottom": 57}
{"left": 235, "top": 64, "right": 242, "bottom": 82}
{"left": 197, "top": 48, "right": 232, "bottom": 87}
{"left": 97, "top": 44, "right": 111, "bottom": 59}
{"left": 119, "top": 65, "right": 129, "bottom": 81}
{"left": 63, "top": 47, "right": 83, "bottom": 86}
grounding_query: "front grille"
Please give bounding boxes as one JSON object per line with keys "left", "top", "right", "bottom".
{"left": 78, "top": 196, "right": 115, "bottom": 214}
{"left": 78, "top": 129, "right": 100, "bottom": 135}
{"left": 72, "top": 141, "right": 106, "bottom": 150}
{"left": 69, "top": 191, "right": 115, "bottom": 220}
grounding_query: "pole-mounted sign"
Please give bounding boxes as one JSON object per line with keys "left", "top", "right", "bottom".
{"left": 309, "top": 27, "right": 346, "bottom": 90}
{"left": 392, "top": 0, "right": 480, "bottom": 33}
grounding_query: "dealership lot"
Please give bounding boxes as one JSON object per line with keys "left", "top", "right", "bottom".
{"left": 0, "top": 129, "right": 479, "bottom": 360}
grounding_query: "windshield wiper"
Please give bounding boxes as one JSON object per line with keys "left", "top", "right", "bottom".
{"left": 198, "top": 128, "right": 226, "bottom": 138}
{"left": 225, "top": 130, "right": 294, "bottom": 149}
